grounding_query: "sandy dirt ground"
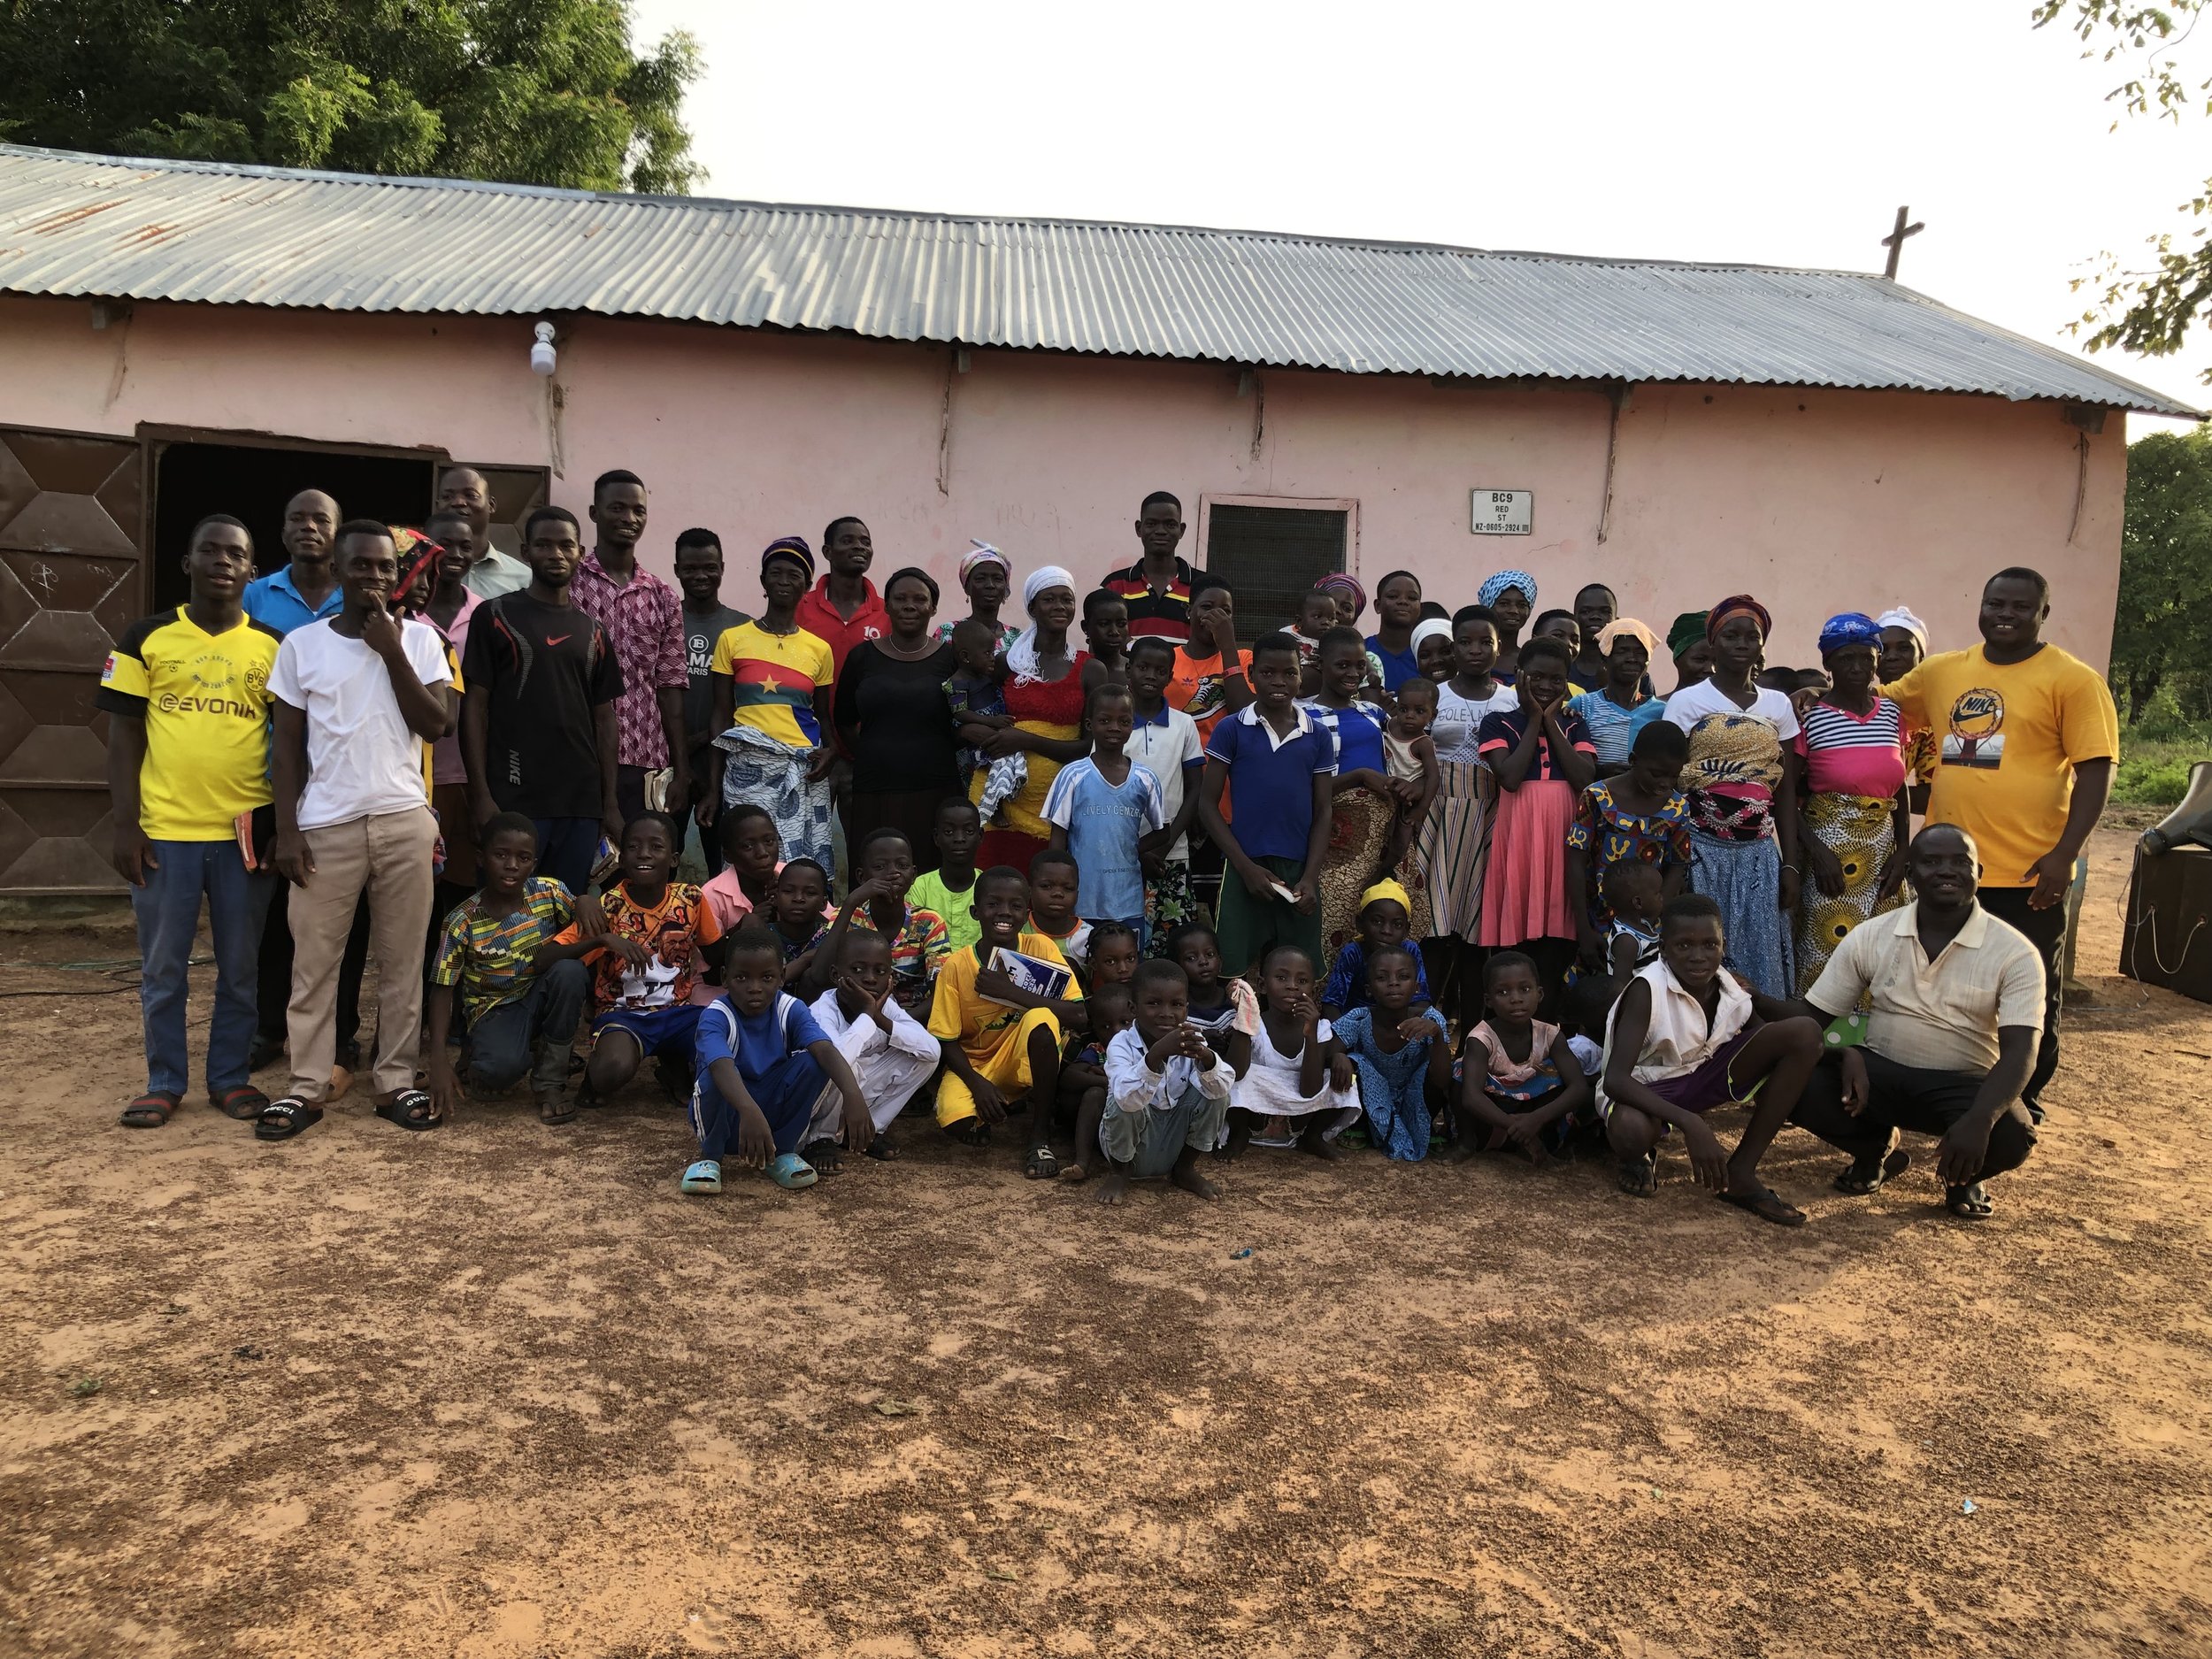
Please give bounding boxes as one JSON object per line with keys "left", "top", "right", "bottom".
{"left": 4, "top": 821, "right": 2209, "bottom": 1658}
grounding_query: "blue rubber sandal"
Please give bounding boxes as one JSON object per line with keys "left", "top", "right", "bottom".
{"left": 680, "top": 1159, "right": 722, "bottom": 1194}
{"left": 767, "top": 1152, "right": 818, "bottom": 1190}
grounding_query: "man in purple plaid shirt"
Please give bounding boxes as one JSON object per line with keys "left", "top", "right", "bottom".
{"left": 572, "top": 468, "right": 690, "bottom": 824}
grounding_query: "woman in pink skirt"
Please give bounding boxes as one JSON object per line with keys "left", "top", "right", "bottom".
{"left": 1478, "top": 635, "right": 1597, "bottom": 1017}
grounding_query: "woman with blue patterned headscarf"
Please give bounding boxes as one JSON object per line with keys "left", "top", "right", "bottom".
{"left": 1479, "top": 570, "right": 1538, "bottom": 681}
{"left": 1793, "top": 611, "right": 1911, "bottom": 992}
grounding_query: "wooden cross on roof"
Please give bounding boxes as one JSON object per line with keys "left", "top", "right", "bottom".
{"left": 1882, "top": 205, "right": 1925, "bottom": 280}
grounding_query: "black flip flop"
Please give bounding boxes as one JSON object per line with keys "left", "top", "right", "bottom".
{"left": 864, "top": 1134, "right": 899, "bottom": 1162}
{"left": 253, "top": 1098, "right": 324, "bottom": 1141}
{"left": 119, "top": 1090, "right": 181, "bottom": 1129}
{"left": 210, "top": 1085, "right": 271, "bottom": 1122}
{"left": 1024, "top": 1144, "right": 1060, "bottom": 1180}
{"left": 1617, "top": 1150, "right": 1658, "bottom": 1197}
{"left": 1945, "top": 1181, "right": 1994, "bottom": 1221}
{"left": 1717, "top": 1184, "right": 1808, "bottom": 1227}
{"left": 1833, "top": 1146, "right": 1911, "bottom": 1195}
{"left": 373, "top": 1089, "right": 442, "bottom": 1132}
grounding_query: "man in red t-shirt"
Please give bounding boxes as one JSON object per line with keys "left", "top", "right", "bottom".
{"left": 793, "top": 516, "right": 890, "bottom": 844}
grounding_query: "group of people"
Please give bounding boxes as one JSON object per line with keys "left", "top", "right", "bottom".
{"left": 100, "top": 467, "right": 2118, "bottom": 1225}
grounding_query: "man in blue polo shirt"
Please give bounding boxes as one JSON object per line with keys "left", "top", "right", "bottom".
{"left": 242, "top": 487, "right": 367, "bottom": 1073}
{"left": 1196, "top": 631, "right": 1336, "bottom": 976}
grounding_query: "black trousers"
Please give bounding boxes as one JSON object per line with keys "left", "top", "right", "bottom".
{"left": 257, "top": 883, "right": 368, "bottom": 1050}
{"left": 1973, "top": 887, "right": 2064, "bottom": 1112}
{"left": 1790, "top": 1049, "right": 2037, "bottom": 1184}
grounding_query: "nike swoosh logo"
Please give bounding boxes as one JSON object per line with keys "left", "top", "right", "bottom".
{"left": 545, "top": 633, "right": 572, "bottom": 646}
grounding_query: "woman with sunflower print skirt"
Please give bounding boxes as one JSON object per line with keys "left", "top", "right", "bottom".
{"left": 1792, "top": 612, "right": 1913, "bottom": 992}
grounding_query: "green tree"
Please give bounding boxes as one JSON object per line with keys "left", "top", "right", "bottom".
{"left": 2036, "top": 1, "right": 2212, "bottom": 381}
{"left": 0, "top": 0, "right": 701, "bottom": 194}
{"left": 2116, "top": 427, "right": 2212, "bottom": 720}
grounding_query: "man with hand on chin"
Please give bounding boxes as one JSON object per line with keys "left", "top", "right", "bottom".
{"left": 259, "top": 521, "right": 455, "bottom": 1141}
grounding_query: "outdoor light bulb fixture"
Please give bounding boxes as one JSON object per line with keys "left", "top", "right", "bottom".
{"left": 530, "top": 320, "right": 557, "bottom": 377}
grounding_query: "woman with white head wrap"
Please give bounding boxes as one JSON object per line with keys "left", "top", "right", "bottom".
{"left": 1409, "top": 617, "right": 1455, "bottom": 681}
{"left": 972, "top": 565, "right": 1092, "bottom": 872}
{"left": 1874, "top": 605, "right": 1935, "bottom": 812}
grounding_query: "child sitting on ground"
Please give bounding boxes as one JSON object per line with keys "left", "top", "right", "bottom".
{"left": 764, "top": 859, "right": 830, "bottom": 983}
{"left": 1333, "top": 943, "right": 1453, "bottom": 1162}
{"left": 1456, "top": 950, "right": 1593, "bottom": 1164}
{"left": 1597, "top": 893, "right": 1823, "bottom": 1225}
{"left": 926, "top": 864, "right": 1087, "bottom": 1178}
{"left": 543, "top": 812, "right": 723, "bottom": 1108}
{"left": 1056, "top": 980, "right": 1135, "bottom": 1187}
{"left": 425, "top": 813, "right": 591, "bottom": 1125}
{"left": 1227, "top": 942, "right": 1361, "bottom": 1158}
{"left": 1167, "top": 922, "right": 1256, "bottom": 1085}
{"left": 909, "top": 795, "right": 984, "bottom": 954}
{"left": 1094, "top": 959, "right": 1233, "bottom": 1206}
{"left": 1320, "top": 879, "right": 1435, "bottom": 1018}
{"left": 1052, "top": 919, "right": 1139, "bottom": 1167}
{"left": 806, "top": 929, "right": 943, "bottom": 1165}
{"left": 1043, "top": 682, "right": 1164, "bottom": 949}
{"left": 803, "top": 827, "right": 950, "bottom": 1018}
{"left": 945, "top": 618, "right": 1025, "bottom": 819}
{"left": 1025, "top": 847, "right": 1094, "bottom": 975}
{"left": 682, "top": 926, "right": 871, "bottom": 1195}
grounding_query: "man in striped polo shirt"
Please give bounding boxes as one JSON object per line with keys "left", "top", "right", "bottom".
{"left": 1100, "top": 489, "right": 1195, "bottom": 644}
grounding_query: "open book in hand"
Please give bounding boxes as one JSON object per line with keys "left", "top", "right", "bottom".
{"left": 980, "top": 946, "right": 1072, "bottom": 1007}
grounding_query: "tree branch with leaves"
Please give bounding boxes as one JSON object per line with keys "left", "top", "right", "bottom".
{"left": 0, "top": 0, "right": 703, "bottom": 195}
{"left": 2033, "top": 0, "right": 2212, "bottom": 380}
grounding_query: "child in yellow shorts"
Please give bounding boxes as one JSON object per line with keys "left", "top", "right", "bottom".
{"left": 927, "top": 864, "right": 1087, "bottom": 1179}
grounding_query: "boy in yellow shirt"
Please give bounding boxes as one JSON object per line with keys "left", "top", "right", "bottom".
{"left": 927, "top": 865, "right": 1087, "bottom": 1178}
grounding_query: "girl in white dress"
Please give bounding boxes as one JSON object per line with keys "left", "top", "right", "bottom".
{"left": 1225, "top": 943, "right": 1361, "bottom": 1156}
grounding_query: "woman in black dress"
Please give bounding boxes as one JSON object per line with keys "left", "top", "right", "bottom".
{"left": 836, "top": 566, "right": 961, "bottom": 871}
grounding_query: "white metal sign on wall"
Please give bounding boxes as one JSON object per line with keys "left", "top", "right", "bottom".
{"left": 1470, "top": 489, "right": 1533, "bottom": 535}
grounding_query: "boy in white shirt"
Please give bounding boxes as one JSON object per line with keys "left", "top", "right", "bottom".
{"left": 805, "top": 930, "right": 942, "bottom": 1164}
{"left": 260, "top": 521, "right": 455, "bottom": 1140}
{"left": 1094, "top": 958, "right": 1234, "bottom": 1206}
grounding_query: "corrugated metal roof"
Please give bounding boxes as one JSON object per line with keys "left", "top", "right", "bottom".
{"left": 0, "top": 143, "right": 2196, "bottom": 416}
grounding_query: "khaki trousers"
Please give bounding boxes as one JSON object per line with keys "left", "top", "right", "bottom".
{"left": 286, "top": 806, "right": 437, "bottom": 1101}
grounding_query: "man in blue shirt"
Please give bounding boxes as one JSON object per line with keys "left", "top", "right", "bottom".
{"left": 1197, "top": 632, "right": 1337, "bottom": 978}
{"left": 242, "top": 489, "right": 343, "bottom": 635}
{"left": 241, "top": 488, "right": 366, "bottom": 1073}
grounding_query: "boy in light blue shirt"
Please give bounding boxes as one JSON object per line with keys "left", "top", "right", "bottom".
{"left": 1041, "top": 681, "right": 1164, "bottom": 948}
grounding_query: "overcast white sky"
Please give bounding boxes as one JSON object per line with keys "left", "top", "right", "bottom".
{"left": 630, "top": 0, "right": 2212, "bottom": 433}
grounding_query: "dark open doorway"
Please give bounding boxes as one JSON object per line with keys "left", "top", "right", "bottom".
{"left": 148, "top": 438, "right": 440, "bottom": 611}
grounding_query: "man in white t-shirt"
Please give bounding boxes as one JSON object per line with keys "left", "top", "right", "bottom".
{"left": 257, "top": 521, "right": 457, "bottom": 1139}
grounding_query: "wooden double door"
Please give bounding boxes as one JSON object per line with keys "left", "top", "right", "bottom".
{"left": 0, "top": 423, "right": 546, "bottom": 895}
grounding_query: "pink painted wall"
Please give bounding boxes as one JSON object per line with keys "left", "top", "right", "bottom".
{"left": 0, "top": 295, "right": 2126, "bottom": 670}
